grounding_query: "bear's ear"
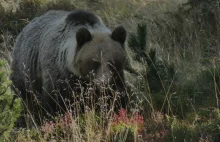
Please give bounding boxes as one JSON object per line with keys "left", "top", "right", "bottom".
{"left": 111, "top": 25, "right": 126, "bottom": 45}
{"left": 76, "top": 27, "right": 92, "bottom": 47}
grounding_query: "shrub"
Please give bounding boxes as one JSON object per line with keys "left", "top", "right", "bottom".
{"left": 0, "top": 60, "right": 22, "bottom": 141}
{"left": 164, "top": 108, "right": 220, "bottom": 142}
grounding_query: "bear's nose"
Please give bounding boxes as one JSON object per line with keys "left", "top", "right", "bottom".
{"left": 93, "top": 73, "right": 112, "bottom": 88}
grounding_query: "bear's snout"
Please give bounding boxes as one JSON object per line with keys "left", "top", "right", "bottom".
{"left": 93, "top": 73, "right": 112, "bottom": 87}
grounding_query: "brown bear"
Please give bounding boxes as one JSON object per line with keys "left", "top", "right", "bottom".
{"left": 10, "top": 10, "right": 128, "bottom": 121}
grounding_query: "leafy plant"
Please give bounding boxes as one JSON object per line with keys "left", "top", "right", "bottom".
{"left": 128, "top": 23, "right": 148, "bottom": 63}
{"left": 0, "top": 60, "right": 22, "bottom": 141}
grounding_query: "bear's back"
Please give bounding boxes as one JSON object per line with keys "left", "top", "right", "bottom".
{"left": 11, "top": 10, "right": 67, "bottom": 87}
{"left": 11, "top": 10, "right": 108, "bottom": 94}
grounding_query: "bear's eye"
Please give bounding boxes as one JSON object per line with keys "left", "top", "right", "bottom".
{"left": 93, "top": 61, "right": 100, "bottom": 68}
{"left": 92, "top": 61, "right": 101, "bottom": 72}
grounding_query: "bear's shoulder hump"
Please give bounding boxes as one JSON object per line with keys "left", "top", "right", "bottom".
{"left": 65, "top": 10, "right": 101, "bottom": 26}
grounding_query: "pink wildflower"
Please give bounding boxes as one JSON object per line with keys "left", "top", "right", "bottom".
{"left": 111, "top": 108, "right": 145, "bottom": 134}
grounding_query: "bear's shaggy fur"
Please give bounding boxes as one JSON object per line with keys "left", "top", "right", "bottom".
{"left": 10, "top": 10, "right": 127, "bottom": 117}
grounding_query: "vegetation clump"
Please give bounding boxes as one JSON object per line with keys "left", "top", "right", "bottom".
{"left": 0, "top": 60, "right": 22, "bottom": 141}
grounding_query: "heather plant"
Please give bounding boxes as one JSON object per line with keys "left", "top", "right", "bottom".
{"left": 40, "top": 111, "right": 79, "bottom": 141}
{"left": 110, "top": 108, "right": 144, "bottom": 134}
{"left": 10, "top": 108, "right": 144, "bottom": 141}
{"left": 143, "top": 111, "right": 168, "bottom": 141}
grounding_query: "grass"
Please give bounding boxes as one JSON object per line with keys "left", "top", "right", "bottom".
{"left": 1, "top": 0, "right": 220, "bottom": 141}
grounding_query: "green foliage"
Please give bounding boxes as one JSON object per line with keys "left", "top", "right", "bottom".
{"left": 0, "top": 60, "right": 22, "bottom": 141}
{"left": 128, "top": 0, "right": 220, "bottom": 116}
{"left": 150, "top": 63, "right": 220, "bottom": 117}
{"left": 167, "top": 121, "right": 199, "bottom": 142}
{"left": 164, "top": 108, "right": 220, "bottom": 142}
{"left": 128, "top": 23, "right": 148, "bottom": 62}
{"left": 128, "top": 23, "right": 175, "bottom": 94}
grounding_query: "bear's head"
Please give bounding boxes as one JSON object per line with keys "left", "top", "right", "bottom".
{"left": 73, "top": 26, "right": 127, "bottom": 90}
